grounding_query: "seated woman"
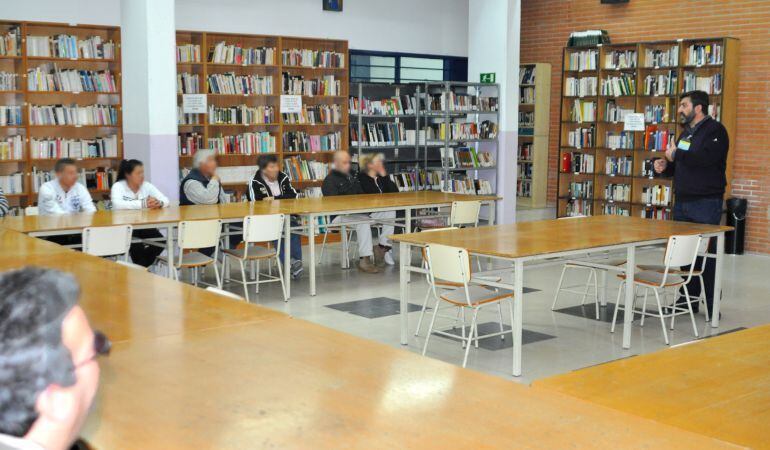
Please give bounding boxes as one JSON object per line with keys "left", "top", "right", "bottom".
{"left": 110, "top": 159, "right": 170, "bottom": 267}
{"left": 357, "top": 153, "right": 398, "bottom": 266}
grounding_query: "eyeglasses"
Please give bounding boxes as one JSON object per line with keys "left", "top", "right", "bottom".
{"left": 75, "top": 330, "right": 111, "bottom": 369}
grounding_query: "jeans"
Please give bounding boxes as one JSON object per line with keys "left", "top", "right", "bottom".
{"left": 673, "top": 197, "right": 722, "bottom": 314}
{"left": 275, "top": 217, "right": 302, "bottom": 263}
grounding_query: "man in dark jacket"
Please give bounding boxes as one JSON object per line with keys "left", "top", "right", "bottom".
{"left": 322, "top": 151, "right": 381, "bottom": 273}
{"left": 248, "top": 154, "right": 303, "bottom": 279}
{"left": 654, "top": 90, "right": 729, "bottom": 316}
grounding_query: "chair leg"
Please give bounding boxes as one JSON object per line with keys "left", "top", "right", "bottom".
{"left": 460, "top": 307, "right": 466, "bottom": 349}
{"left": 653, "top": 288, "right": 670, "bottom": 345}
{"left": 462, "top": 308, "right": 479, "bottom": 368}
{"left": 682, "top": 284, "right": 699, "bottom": 338}
{"left": 699, "top": 274, "right": 710, "bottom": 322}
{"left": 611, "top": 281, "right": 624, "bottom": 333}
{"left": 213, "top": 261, "right": 222, "bottom": 290}
{"left": 497, "top": 301, "right": 505, "bottom": 340}
{"left": 414, "top": 284, "right": 433, "bottom": 337}
{"left": 580, "top": 269, "right": 594, "bottom": 305}
{"left": 255, "top": 260, "right": 260, "bottom": 293}
{"left": 319, "top": 230, "right": 329, "bottom": 264}
{"left": 593, "top": 269, "right": 600, "bottom": 320}
{"left": 275, "top": 255, "right": 288, "bottom": 302}
{"left": 237, "top": 259, "right": 249, "bottom": 302}
{"left": 422, "top": 297, "right": 442, "bottom": 357}
{"left": 640, "top": 288, "right": 649, "bottom": 326}
{"left": 551, "top": 265, "right": 568, "bottom": 310}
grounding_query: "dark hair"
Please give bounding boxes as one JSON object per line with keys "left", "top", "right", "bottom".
{"left": 117, "top": 159, "right": 143, "bottom": 182}
{"left": 0, "top": 267, "right": 80, "bottom": 436}
{"left": 680, "top": 90, "right": 710, "bottom": 115}
{"left": 54, "top": 158, "right": 76, "bottom": 173}
{"left": 258, "top": 154, "right": 279, "bottom": 169}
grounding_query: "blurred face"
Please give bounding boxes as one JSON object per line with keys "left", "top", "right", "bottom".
{"left": 199, "top": 155, "right": 218, "bottom": 177}
{"left": 677, "top": 97, "right": 696, "bottom": 125}
{"left": 125, "top": 165, "right": 145, "bottom": 188}
{"left": 372, "top": 158, "right": 386, "bottom": 176}
{"left": 262, "top": 161, "right": 279, "bottom": 181}
{"left": 56, "top": 165, "right": 79, "bottom": 190}
{"left": 334, "top": 152, "right": 351, "bottom": 174}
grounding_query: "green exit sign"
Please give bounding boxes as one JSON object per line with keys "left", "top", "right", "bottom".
{"left": 480, "top": 72, "right": 496, "bottom": 84}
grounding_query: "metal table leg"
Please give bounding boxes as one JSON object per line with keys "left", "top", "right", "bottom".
{"left": 512, "top": 259, "right": 524, "bottom": 377}
{"left": 400, "top": 242, "right": 410, "bottom": 345}
{"left": 712, "top": 232, "right": 725, "bottom": 328}
{"left": 309, "top": 214, "right": 316, "bottom": 296}
{"left": 622, "top": 245, "right": 636, "bottom": 349}
{"left": 284, "top": 215, "right": 291, "bottom": 299}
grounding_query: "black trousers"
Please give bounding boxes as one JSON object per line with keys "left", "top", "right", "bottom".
{"left": 130, "top": 229, "right": 165, "bottom": 267}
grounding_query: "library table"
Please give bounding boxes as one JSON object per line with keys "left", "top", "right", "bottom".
{"left": 391, "top": 216, "right": 732, "bottom": 376}
{"left": 534, "top": 324, "right": 770, "bottom": 449}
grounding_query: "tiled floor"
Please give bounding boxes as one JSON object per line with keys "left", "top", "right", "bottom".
{"left": 215, "top": 244, "right": 770, "bottom": 384}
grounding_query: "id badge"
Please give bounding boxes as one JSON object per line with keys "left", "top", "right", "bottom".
{"left": 677, "top": 139, "right": 691, "bottom": 151}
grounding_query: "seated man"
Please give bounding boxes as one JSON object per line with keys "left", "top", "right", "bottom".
{"left": 248, "top": 154, "right": 303, "bottom": 279}
{"left": 322, "top": 151, "right": 394, "bottom": 273}
{"left": 38, "top": 158, "right": 96, "bottom": 216}
{"left": 0, "top": 267, "right": 108, "bottom": 450}
{"left": 357, "top": 153, "right": 398, "bottom": 265}
{"left": 180, "top": 149, "right": 226, "bottom": 206}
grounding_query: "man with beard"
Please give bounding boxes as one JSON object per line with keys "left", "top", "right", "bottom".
{"left": 654, "top": 90, "right": 729, "bottom": 317}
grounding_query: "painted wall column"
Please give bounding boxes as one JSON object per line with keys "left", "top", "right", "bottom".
{"left": 468, "top": 0, "right": 521, "bottom": 224}
{"left": 121, "top": 0, "right": 179, "bottom": 202}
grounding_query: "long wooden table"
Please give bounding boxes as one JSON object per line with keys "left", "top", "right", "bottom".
{"left": 0, "top": 230, "right": 744, "bottom": 448}
{"left": 0, "top": 191, "right": 498, "bottom": 297}
{"left": 534, "top": 325, "right": 770, "bottom": 449}
{"left": 391, "top": 216, "right": 733, "bottom": 376}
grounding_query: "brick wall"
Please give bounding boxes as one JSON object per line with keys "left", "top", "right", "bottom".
{"left": 521, "top": 0, "right": 770, "bottom": 253}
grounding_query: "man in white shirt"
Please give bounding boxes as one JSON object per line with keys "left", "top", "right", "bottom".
{"left": 38, "top": 159, "right": 96, "bottom": 216}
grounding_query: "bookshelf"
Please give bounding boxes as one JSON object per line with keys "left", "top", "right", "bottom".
{"left": 0, "top": 20, "right": 122, "bottom": 214}
{"left": 176, "top": 31, "right": 348, "bottom": 199}
{"left": 557, "top": 37, "right": 738, "bottom": 220}
{"left": 518, "top": 63, "right": 550, "bottom": 208}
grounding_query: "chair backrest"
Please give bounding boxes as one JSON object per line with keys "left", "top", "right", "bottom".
{"left": 420, "top": 227, "right": 458, "bottom": 261}
{"left": 24, "top": 206, "right": 39, "bottom": 216}
{"left": 426, "top": 243, "right": 471, "bottom": 285}
{"left": 178, "top": 219, "right": 222, "bottom": 250}
{"left": 243, "top": 214, "right": 285, "bottom": 243}
{"left": 82, "top": 225, "right": 133, "bottom": 258}
{"left": 449, "top": 201, "right": 481, "bottom": 227}
{"left": 205, "top": 286, "right": 245, "bottom": 301}
{"left": 662, "top": 234, "right": 702, "bottom": 284}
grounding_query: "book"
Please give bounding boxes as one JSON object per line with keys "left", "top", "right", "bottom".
{"left": 0, "top": 72, "right": 18, "bottom": 91}
{"left": 281, "top": 49, "right": 344, "bottom": 68}
{"left": 283, "top": 73, "right": 339, "bottom": 96}
{"left": 208, "top": 105, "right": 275, "bottom": 125}
{"left": 27, "top": 34, "right": 115, "bottom": 59}
{"left": 30, "top": 135, "right": 118, "bottom": 159}
{"left": 283, "top": 157, "right": 331, "bottom": 181}
{"left": 0, "top": 135, "right": 23, "bottom": 160}
{"left": 29, "top": 104, "right": 118, "bottom": 126}
{"left": 177, "top": 72, "right": 200, "bottom": 94}
{"left": 207, "top": 73, "right": 272, "bottom": 95}
{"left": 604, "top": 50, "right": 637, "bottom": 69}
{"left": 281, "top": 104, "right": 341, "bottom": 125}
{"left": 644, "top": 45, "right": 679, "bottom": 68}
{"left": 178, "top": 132, "right": 203, "bottom": 156}
{"left": 209, "top": 42, "right": 275, "bottom": 65}
{"left": 207, "top": 132, "right": 276, "bottom": 155}
{"left": 177, "top": 43, "right": 201, "bottom": 63}
{"left": 565, "top": 76, "right": 597, "bottom": 97}
{"left": 0, "top": 26, "right": 21, "bottom": 57}
{"left": 27, "top": 63, "right": 118, "bottom": 93}
{"left": 283, "top": 131, "right": 341, "bottom": 152}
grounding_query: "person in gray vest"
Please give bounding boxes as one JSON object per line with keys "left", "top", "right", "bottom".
{"left": 179, "top": 150, "right": 226, "bottom": 206}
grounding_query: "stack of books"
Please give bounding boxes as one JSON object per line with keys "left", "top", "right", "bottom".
{"left": 208, "top": 105, "right": 275, "bottom": 124}
{"left": 282, "top": 74, "right": 339, "bottom": 96}
{"left": 27, "top": 64, "right": 118, "bottom": 93}
{"left": 283, "top": 131, "right": 341, "bottom": 152}
{"left": 208, "top": 132, "right": 276, "bottom": 155}
{"left": 283, "top": 157, "right": 331, "bottom": 181}
{"left": 208, "top": 73, "right": 273, "bottom": 95}
{"left": 281, "top": 49, "right": 344, "bottom": 68}
{"left": 209, "top": 42, "right": 275, "bottom": 65}
{"left": 281, "top": 104, "right": 341, "bottom": 125}
{"left": 177, "top": 43, "right": 201, "bottom": 63}
{"left": 29, "top": 104, "right": 118, "bottom": 126}
{"left": 30, "top": 135, "right": 118, "bottom": 159}
{"left": 349, "top": 95, "right": 416, "bottom": 115}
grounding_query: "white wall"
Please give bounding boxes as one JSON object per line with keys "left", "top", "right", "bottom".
{"left": 3, "top": 0, "right": 469, "bottom": 56}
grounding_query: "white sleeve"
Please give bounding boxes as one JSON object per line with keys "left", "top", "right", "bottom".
{"left": 110, "top": 183, "right": 143, "bottom": 210}
{"left": 147, "top": 182, "right": 170, "bottom": 207}
{"left": 38, "top": 184, "right": 66, "bottom": 215}
{"left": 78, "top": 184, "right": 96, "bottom": 213}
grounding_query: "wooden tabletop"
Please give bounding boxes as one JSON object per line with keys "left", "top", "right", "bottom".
{"left": 391, "top": 216, "right": 733, "bottom": 259}
{"left": 534, "top": 325, "right": 770, "bottom": 449}
{"left": 0, "top": 192, "right": 498, "bottom": 234}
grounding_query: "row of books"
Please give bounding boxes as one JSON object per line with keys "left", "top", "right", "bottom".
{"left": 28, "top": 104, "right": 118, "bottom": 126}
{"left": 569, "top": 100, "right": 595, "bottom": 122}
{"left": 350, "top": 122, "right": 408, "bottom": 147}
{"left": 517, "top": 179, "right": 531, "bottom": 197}
{"left": 0, "top": 106, "right": 22, "bottom": 126}
{"left": 281, "top": 49, "right": 344, "bottom": 68}
{"left": 0, "top": 173, "right": 23, "bottom": 194}
{"left": 604, "top": 100, "right": 634, "bottom": 122}
{"left": 0, "top": 72, "right": 18, "bottom": 91}
{"left": 208, "top": 105, "right": 275, "bottom": 125}
{"left": 282, "top": 104, "right": 342, "bottom": 125}
{"left": 565, "top": 76, "right": 597, "bottom": 97}
{"left": 520, "top": 87, "right": 535, "bottom": 104}
{"left": 567, "top": 126, "right": 595, "bottom": 148}
{"left": 603, "top": 203, "right": 630, "bottom": 216}
{"left": 641, "top": 159, "right": 656, "bottom": 178}
{"left": 426, "top": 92, "right": 498, "bottom": 112}
{"left": 0, "top": 135, "right": 23, "bottom": 160}
{"left": 27, "top": 64, "right": 118, "bottom": 93}
{"left": 209, "top": 43, "right": 275, "bottom": 65}
{"left": 643, "top": 71, "right": 677, "bottom": 96}
{"left": 567, "top": 49, "right": 598, "bottom": 71}
{"left": 562, "top": 152, "right": 594, "bottom": 173}
{"left": 519, "top": 111, "right": 535, "bottom": 127}
{"left": 0, "top": 26, "right": 21, "bottom": 57}
{"left": 282, "top": 73, "right": 339, "bottom": 96}
{"left": 520, "top": 66, "right": 536, "bottom": 84}
{"left": 208, "top": 73, "right": 273, "bottom": 95}
{"left": 429, "top": 121, "right": 497, "bottom": 141}
{"left": 389, "top": 170, "right": 443, "bottom": 192}
{"left": 283, "top": 157, "right": 331, "bottom": 182}
{"left": 644, "top": 126, "right": 675, "bottom": 151}
{"left": 454, "top": 148, "right": 495, "bottom": 168}
{"left": 177, "top": 73, "right": 200, "bottom": 94}
{"left": 176, "top": 43, "right": 201, "bottom": 63}
{"left": 644, "top": 46, "right": 679, "bottom": 68}
{"left": 518, "top": 162, "right": 532, "bottom": 179}
{"left": 645, "top": 103, "right": 671, "bottom": 123}
{"left": 682, "top": 72, "right": 722, "bottom": 95}
{"left": 283, "top": 131, "right": 341, "bottom": 152}
{"left": 518, "top": 142, "right": 533, "bottom": 161}
{"left": 26, "top": 35, "right": 115, "bottom": 60}
{"left": 605, "top": 131, "right": 634, "bottom": 150}
{"left": 605, "top": 183, "right": 631, "bottom": 202}
{"left": 568, "top": 180, "right": 593, "bottom": 199}
{"left": 686, "top": 43, "right": 722, "bottom": 66}
{"left": 177, "top": 132, "right": 202, "bottom": 156}
{"left": 177, "top": 107, "right": 201, "bottom": 125}
{"left": 349, "top": 95, "right": 417, "bottom": 116}
{"left": 30, "top": 135, "right": 119, "bottom": 159}
{"left": 208, "top": 132, "right": 276, "bottom": 155}
{"left": 641, "top": 184, "right": 672, "bottom": 206}
{"left": 601, "top": 74, "right": 636, "bottom": 96}
{"left": 605, "top": 50, "right": 637, "bottom": 69}
{"left": 605, "top": 155, "right": 633, "bottom": 176}
{"left": 443, "top": 177, "right": 494, "bottom": 195}
{"left": 565, "top": 199, "right": 592, "bottom": 217}
{"left": 641, "top": 206, "right": 672, "bottom": 220}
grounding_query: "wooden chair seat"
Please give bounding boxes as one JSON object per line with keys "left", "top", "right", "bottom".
{"left": 637, "top": 264, "right": 703, "bottom": 276}
{"left": 157, "top": 252, "right": 214, "bottom": 268}
{"left": 440, "top": 285, "right": 513, "bottom": 306}
{"left": 436, "top": 275, "right": 502, "bottom": 288}
{"left": 566, "top": 258, "right": 627, "bottom": 269}
{"left": 223, "top": 246, "right": 276, "bottom": 261}
{"left": 618, "top": 271, "right": 684, "bottom": 287}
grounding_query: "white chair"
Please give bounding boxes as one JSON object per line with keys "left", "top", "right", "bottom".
{"left": 420, "top": 200, "right": 482, "bottom": 230}
{"left": 156, "top": 219, "right": 222, "bottom": 288}
{"left": 82, "top": 225, "right": 133, "bottom": 261}
{"left": 611, "top": 234, "right": 703, "bottom": 345}
{"left": 206, "top": 286, "right": 245, "bottom": 301}
{"left": 422, "top": 243, "right": 514, "bottom": 368}
{"left": 116, "top": 260, "right": 149, "bottom": 271}
{"left": 222, "top": 214, "right": 287, "bottom": 302}
{"left": 24, "top": 206, "right": 39, "bottom": 216}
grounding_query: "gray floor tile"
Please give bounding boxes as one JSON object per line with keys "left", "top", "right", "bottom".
{"left": 434, "top": 322, "right": 555, "bottom": 350}
{"left": 326, "top": 297, "right": 423, "bottom": 319}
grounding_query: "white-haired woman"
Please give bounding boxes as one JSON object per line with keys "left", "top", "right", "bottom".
{"left": 180, "top": 149, "right": 226, "bottom": 205}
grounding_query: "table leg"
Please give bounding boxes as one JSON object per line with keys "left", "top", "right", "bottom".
{"left": 341, "top": 224, "right": 349, "bottom": 269}
{"left": 488, "top": 201, "right": 496, "bottom": 226}
{"left": 309, "top": 214, "right": 316, "bottom": 296}
{"left": 622, "top": 245, "right": 636, "bottom": 349}
{"left": 600, "top": 270, "right": 608, "bottom": 307}
{"left": 400, "top": 242, "right": 410, "bottom": 345}
{"left": 284, "top": 215, "right": 291, "bottom": 299}
{"left": 166, "top": 224, "right": 175, "bottom": 279}
{"left": 405, "top": 208, "right": 412, "bottom": 283}
{"left": 513, "top": 259, "right": 524, "bottom": 377}
{"left": 712, "top": 232, "right": 724, "bottom": 328}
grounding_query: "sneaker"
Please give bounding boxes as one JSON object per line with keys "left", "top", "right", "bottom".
{"left": 358, "top": 257, "right": 380, "bottom": 274}
{"left": 290, "top": 259, "right": 303, "bottom": 279}
{"left": 373, "top": 245, "right": 387, "bottom": 267}
{"left": 384, "top": 249, "right": 395, "bottom": 266}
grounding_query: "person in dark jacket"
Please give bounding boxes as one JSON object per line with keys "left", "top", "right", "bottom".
{"left": 654, "top": 90, "right": 729, "bottom": 316}
{"left": 180, "top": 150, "right": 226, "bottom": 206}
{"left": 248, "top": 154, "right": 303, "bottom": 279}
{"left": 357, "top": 153, "right": 398, "bottom": 265}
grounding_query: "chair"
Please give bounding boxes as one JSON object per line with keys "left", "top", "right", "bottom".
{"left": 611, "top": 234, "right": 703, "bottom": 345}
{"left": 116, "top": 260, "right": 149, "bottom": 271}
{"left": 421, "top": 243, "right": 514, "bottom": 368}
{"left": 82, "top": 225, "right": 133, "bottom": 261}
{"left": 222, "top": 214, "right": 287, "bottom": 302}
{"left": 419, "top": 200, "right": 481, "bottom": 230}
{"left": 206, "top": 286, "right": 245, "bottom": 301}
{"left": 156, "top": 219, "right": 222, "bottom": 288}
{"left": 24, "top": 206, "right": 38, "bottom": 216}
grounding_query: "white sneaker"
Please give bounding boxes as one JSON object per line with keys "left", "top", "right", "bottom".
{"left": 384, "top": 249, "right": 395, "bottom": 266}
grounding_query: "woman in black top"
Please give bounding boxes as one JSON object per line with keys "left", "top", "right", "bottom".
{"left": 358, "top": 153, "right": 399, "bottom": 194}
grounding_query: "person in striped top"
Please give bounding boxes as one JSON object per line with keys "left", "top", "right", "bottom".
{"left": 0, "top": 188, "right": 9, "bottom": 217}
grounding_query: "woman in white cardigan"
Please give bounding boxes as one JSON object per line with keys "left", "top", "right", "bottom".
{"left": 110, "top": 159, "right": 170, "bottom": 266}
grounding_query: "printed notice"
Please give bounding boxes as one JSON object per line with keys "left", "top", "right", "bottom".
{"left": 182, "top": 94, "right": 207, "bottom": 114}
{"left": 623, "top": 113, "right": 645, "bottom": 131}
{"left": 280, "top": 95, "right": 303, "bottom": 113}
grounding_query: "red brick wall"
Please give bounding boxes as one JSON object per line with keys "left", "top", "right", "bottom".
{"left": 521, "top": 0, "right": 770, "bottom": 253}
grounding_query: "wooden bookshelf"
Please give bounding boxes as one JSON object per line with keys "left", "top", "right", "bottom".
{"left": 0, "top": 20, "right": 122, "bottom": 213}
{"left": 176, "top": 31, "right": 348, "bottom": 200}
{"left": 518, "top": 63, "right": 550, "bottom": 208}
{"left": 556, "top": 37, "right": 738, "bottom": 220}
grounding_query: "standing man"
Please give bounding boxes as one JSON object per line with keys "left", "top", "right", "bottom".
{"left": 179, "top": 150, "right": 227, "bottom": 206}
{"left": 654, "top": 90, "right": 729, "bottom": 316}
{"left": 38, "top": 159, "right": 96, "bottom": 216}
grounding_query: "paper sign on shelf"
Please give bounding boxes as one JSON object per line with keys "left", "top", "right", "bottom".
{"left": 280, "top": 95, "right": 303, "bottom": 113}
{"left": 182, "top": 94, "right": 207, "bottom": 114}
{"left": 623, "top": 113, "right": 645, "bottom": 131}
